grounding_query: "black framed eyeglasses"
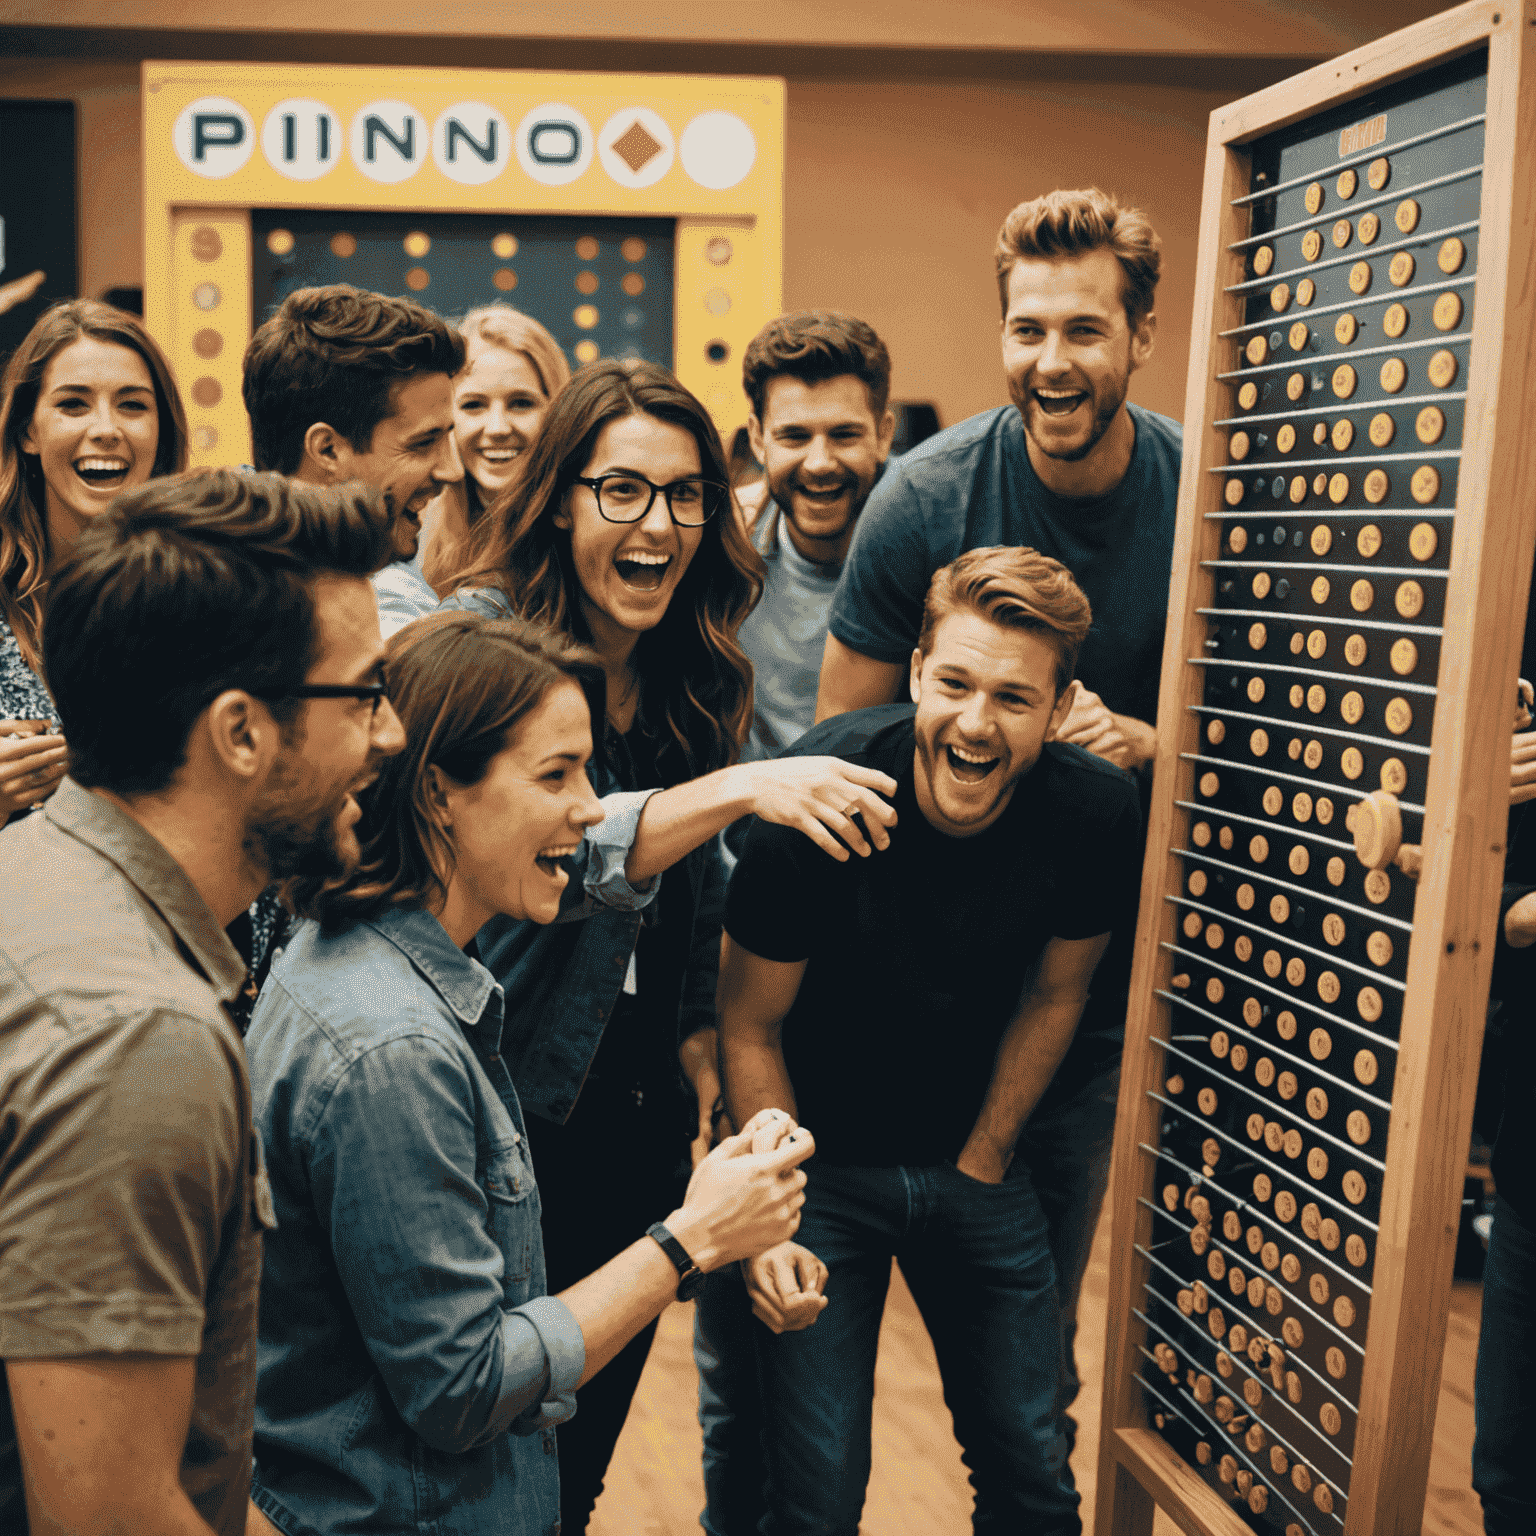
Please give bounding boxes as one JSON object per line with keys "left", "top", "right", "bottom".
{"left": 249, "top": 682, "right": 390, "bottom": 715}
{"left": 572, "top": 473, "right": 729, "bottom": 527}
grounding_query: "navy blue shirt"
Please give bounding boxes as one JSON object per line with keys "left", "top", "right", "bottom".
{"left": 725, "top": 705, "right": 1142, "bottom": 1164}
{"left": 828, "top": 402, "right": 1182, "bottom": 730}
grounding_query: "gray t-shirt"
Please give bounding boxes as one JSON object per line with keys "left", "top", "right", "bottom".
{"left": 737, "top": 505, "right": 847, "bottom": 763}
{"left": 0, "top": 780, "right": 264, "bottom": 1535}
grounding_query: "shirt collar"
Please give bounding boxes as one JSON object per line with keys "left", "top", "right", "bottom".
{"left": 43, "top": 777, "right": 248, "bottom": 1003}
{"left": 368, "top": 906, "right": 505, "bottom": 1050}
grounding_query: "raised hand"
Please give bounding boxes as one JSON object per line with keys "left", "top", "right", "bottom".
{"left": 738, "top": 756, "right": 898, "bottom": 860}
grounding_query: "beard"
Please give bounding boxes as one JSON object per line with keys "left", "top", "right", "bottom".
{"left": 1008, "top": 368, "right": 1128, "bottom": 464}
{"left": 767, "top": 466, "right": 871, "bottom": 544}
{"left": 245, "top": 747, "right": 361, "bottom": 886}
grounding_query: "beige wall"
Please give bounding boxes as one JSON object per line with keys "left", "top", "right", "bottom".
{"left": 0, "top": 0, "right": 1450, "bottom": 427}
{"left": 781, "top": 76, "right": 1231, "bottom": 425}
{"left": 0, "top": 56, "right": 1225, "bottom": 428}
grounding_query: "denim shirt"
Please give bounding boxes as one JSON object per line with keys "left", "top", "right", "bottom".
{"left": 440, "top": 586, "right": 728, "bottom": 1124}
{"left": 247, "top": 909, "right": 586, "bottom": 1536}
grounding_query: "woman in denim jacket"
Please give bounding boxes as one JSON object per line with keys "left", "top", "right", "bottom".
{"left": 247, "top": 612, "right": 816, "bottom": 1536}
{"left": 439, "top": 360, "right": 897, "bottom": 1528}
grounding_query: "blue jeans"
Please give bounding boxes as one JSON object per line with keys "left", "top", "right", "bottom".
{"left": 752, "top": 1160, "right": 1078, "bottom": 1536}
{"left": 1014, "top": 1064, "right": 1121, "bottom": 1449}
{"left": 694, "top": 1066, "right": 1119, "bottom": 1534}
{"left": 1474, "top": 1196, "right": 1536, "bottom": 1535}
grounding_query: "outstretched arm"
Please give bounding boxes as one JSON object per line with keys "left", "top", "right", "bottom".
{"left": 955, "top": 932, "right": 1111, "bottom": 1183}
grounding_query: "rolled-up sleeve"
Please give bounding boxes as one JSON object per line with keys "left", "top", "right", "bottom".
{"left": 504, "top": 1294, "right": 585, "bottom": 1432}
{"left": 581, "top": 789, "right": 662, "bottom": 910}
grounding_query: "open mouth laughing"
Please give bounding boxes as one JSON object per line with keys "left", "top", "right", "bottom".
{"left": 945, "top": 743, "right": 1002, "bottom": 784}
{"left": 1033, "top": 387, "right": 1089, "bottom": 418}
{"left": 478, "top": 447, "right": 521, "bottom": 467}
{"left": 534, "top": 841, "right": 579, "bottom": 880}
{"left": 74, "top": 455, "right": 132, "bottom": 490}
{"left": 614, "top": 548, "right": 671, "bottom": 592}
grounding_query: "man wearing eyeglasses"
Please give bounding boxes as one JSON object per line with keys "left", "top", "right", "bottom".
{"left": 0, "top": 469, "right": 403, "bottom": 1536}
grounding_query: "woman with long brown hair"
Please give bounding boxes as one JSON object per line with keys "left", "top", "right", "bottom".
{"left": 0, "top": 299, "right": 187, "bottom": 821}
{"left": 441, "top": 359, "right": 897, "bottom": 1529}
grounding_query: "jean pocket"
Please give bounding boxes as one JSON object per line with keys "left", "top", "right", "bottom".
{"left": 482, "top": 1135, "right": 535, "bottom": 1287}
{"left": 944, "top": 1160, "right": 1017, "bottom": 1193}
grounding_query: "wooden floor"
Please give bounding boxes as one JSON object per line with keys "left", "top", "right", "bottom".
{"left": 594, "top": 1197, "right": 1485, "bottom": 1534}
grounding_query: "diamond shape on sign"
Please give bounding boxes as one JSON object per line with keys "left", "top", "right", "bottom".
{"left": 612, "top": 119, "right": 663, "bottom": 174}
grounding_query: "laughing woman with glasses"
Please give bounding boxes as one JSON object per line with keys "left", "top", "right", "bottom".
{"left": 439, "top": 359, "right": 897, "bottom": 1530}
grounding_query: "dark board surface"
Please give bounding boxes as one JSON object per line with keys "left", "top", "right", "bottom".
{"left": 0, "top": 100, "right": 78, "bottom": 364}
{"left": 1140, "top": 49, "right": 1488, "bottom": 1536}
{"left": 250, "top": 209, "right": 676, "bottom": 373}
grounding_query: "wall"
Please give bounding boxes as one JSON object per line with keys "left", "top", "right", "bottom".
{"left": 0, "top": 0, "right": 1455, "bottom": 427}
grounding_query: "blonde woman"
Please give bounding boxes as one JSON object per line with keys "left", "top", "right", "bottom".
{"left": 376, "top": 305, "right": 571, "bottom": 634}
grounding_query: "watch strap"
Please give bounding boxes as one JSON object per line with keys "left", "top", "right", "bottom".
{"left": 646, "top": 1221, "right": 704, "bottom": 1298}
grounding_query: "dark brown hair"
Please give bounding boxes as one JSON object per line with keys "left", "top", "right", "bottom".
{"left": 448, "top": 358, "right": 763, "bottom": 784}
{"left": 44, "top": 469, "right": 394, "bottom": 795}
{"left": 742, "top": 311, "right": 892, "bottom": 420}
{"left": 918, "top": 545, "right": 1093, "bottom": 697}
{"left": 995, "top": 189, "right": 1162, "bottom": 329}
{"left": 290, "top": 610, "right": 605, "bottom": 931}
{"left": 242, "top": 284, "right": 465, "bottom": 474}
{"left": 0, "top": 299, "right": 188, "bottom": 673}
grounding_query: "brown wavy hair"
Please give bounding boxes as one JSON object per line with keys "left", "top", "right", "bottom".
{"left": 995, "top": 188, "right": 1162, "bottom": 328}
{"left": 0, "top": 300, "right": 188, "bottom": 673}
{"left": 447, "top": 358, "right": 764, "bottom": 785}
{"left": 289, "top": 610, "right": 606, "bottom": 932}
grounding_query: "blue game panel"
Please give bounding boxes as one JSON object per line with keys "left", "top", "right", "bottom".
{"left": 251, "top": 210, "right": 676, "bottom": 372}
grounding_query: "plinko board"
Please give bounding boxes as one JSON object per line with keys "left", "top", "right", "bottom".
{"left": 1098, "top": 4, "right": 1536, "bottom": 1535}
{"left": 142, "top": 62, "right": 784, "bottom": 466}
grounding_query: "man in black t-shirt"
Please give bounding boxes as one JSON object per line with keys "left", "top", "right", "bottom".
{"left": 720, "top": 548, "right": 1140, "bottom": 1535}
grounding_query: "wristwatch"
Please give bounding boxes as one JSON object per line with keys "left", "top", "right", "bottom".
{"left": 646, "top": 1221, "right": 706, "bottom": 1300}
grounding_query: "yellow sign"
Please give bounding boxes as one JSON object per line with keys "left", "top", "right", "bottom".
{"left": 143, "top": 61, "right": 785, "bottom": 466}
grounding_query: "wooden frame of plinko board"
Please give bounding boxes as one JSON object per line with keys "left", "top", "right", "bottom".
{"left": 1097, "top": 4, "right": 1536, "bottom": 1535}
{"left": 142, "top": 62, "right": 784, "bottom": 467}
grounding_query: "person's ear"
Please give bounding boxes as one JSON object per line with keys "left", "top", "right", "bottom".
{"left": 1049, "top": 680, "right": 1081, "bottom": 736}
{"left": 423, "top": 764, "right": 455, "bottom": 832}
{"left": 1129, "top": 309, "right": 1157, "bottom": 373}
{"left": 201, "top": 690, "right": 283, "bottom": 785}
{"left": 300, "top": 422, "right": 353, "bottom": 484}
{"left": 746, "top": 411, "right": 767, "bottom": 466}
{"left": 19, "top": 415, "right": 38, "bottom": 455}
{"left": 909, "top": 647, "right": 924, "bottom": 705}
{"left": 552, "top": 485, "right": 574, "bottom": 532}
{"left": 875, "top": 408, "right": 897, "bottom": 463}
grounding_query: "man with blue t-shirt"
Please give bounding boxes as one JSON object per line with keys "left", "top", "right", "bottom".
{"left": 813, "top": 187, "right": 1183, "bottom": 1456}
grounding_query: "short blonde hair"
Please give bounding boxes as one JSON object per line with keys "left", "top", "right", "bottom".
{"left": 918, "top": 546, "right": 1092, "bottom": 697}
{"left": 995, "top": 188, "right": 1162, "bottom": 329}
{"left": 459, "top": 304, "right": 572, "bottom": 400}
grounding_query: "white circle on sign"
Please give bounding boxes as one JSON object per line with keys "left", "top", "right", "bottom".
{"left": 351, "top": 100, "right": 428, "bottom": 184}
{"left": 515, "top": 103, "right": 594, "bottom": 187}
{"left": 680, "top": 111, "right": 756, "bottom": 190}
{"left": 172, "top": 96, "right": 255, "bottom": 179}
{"left": 433, "top": 102, "right": 511, "bottom": 186}
{"left": 261, "top": 99, "right": 342, "bottom": 182}
{"left": 598, "top": 107, "right": 676, "bottom": 189}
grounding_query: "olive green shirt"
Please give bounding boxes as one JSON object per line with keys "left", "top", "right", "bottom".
{"left": 0, "top": 778, "right": 266, "bottom": 1535}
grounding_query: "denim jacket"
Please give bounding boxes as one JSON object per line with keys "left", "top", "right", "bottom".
{"left": 442, "top": 586, "right": 730, "bottom": 1124}
{"left": 247, "top": 909, "right": 586, "bottom": 1536}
